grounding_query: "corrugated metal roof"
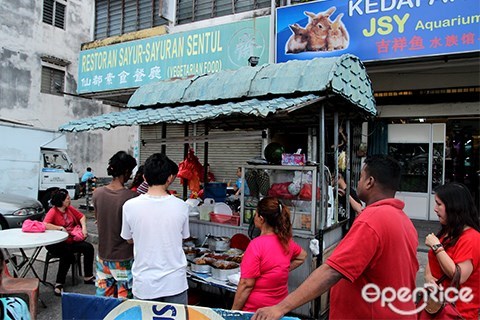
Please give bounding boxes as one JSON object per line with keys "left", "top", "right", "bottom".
{"left": 128, "top": 54, "right": 376, "bottom": 115}
{"left": 59, "top": 94, "right": 322, "bottom": 132}
{"left": 59, "top": 54, "right": 376, "bottom": 132}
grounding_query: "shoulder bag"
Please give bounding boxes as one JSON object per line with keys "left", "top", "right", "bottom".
{"left": 417, "top": 264, "right": 464, "bottom": 319}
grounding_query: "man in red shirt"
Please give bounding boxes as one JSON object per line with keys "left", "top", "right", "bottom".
{"left": 253, "top": 155, "right": 419, "bottom": 320}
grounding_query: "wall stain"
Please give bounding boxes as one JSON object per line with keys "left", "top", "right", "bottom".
{"left": 0, "top": 48, "right": 32, "bottom": 110}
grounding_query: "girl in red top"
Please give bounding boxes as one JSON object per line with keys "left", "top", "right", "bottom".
{"left": 425, "top": 182, "right": 480, "bottom": 319}
{"left": 43, "top": 189, "right": 95, "bottom": 296}
{"left": 232, "top": 197, "right": 307, "bottom": 312}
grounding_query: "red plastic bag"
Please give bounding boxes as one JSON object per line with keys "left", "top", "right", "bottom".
{"left": 299, "top": 184, "right": 321, "bottom": 200}
{"left": 268, "top": 182, "right": 295, "bottom": 199}
{"left": 178, "top": 149, "right": 204, "bottom": 192}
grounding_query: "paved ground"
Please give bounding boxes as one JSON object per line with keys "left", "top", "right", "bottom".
{"left": 17, "top": 198, "right": 437, "bottom": 319}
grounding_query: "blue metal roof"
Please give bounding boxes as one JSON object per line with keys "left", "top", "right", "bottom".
{"left": 60, "top": 54, "right": 376, "bottom": 132}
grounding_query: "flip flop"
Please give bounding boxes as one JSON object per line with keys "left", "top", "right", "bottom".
{"left": 84, "top": 276, "right": 95, "bottom": 285}
{"left": 54, "top": 284, "right": 63, "bottom": 296}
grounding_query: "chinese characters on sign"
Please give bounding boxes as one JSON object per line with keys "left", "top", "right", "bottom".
{"left": 78, "top": 17, "right": 269, "bottom": 93}
{"left": 276, "top": 0, "right": 480, "bottom": 63}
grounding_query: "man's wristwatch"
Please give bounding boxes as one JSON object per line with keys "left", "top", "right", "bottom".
{"left": 432, "top": 243, "right": 443, "bottom": 252}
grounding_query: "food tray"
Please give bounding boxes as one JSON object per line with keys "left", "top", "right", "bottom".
{"left": 211, "top": 266, "right": 240, "bottom": 281}
{"left": 190, "top": 263, "right": 211, "bottom": 274}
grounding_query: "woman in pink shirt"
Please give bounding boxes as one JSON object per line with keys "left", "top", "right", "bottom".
{"left": 232, "top": 197, "right": 307, "bottom": 312}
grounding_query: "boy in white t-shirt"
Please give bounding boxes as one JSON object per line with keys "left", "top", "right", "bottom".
{"left": 121, "top": 153, "right": 190, "bottom": 303}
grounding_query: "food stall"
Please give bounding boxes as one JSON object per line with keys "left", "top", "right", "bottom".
{"left": 60, "top": 54, "right": 376, "bottom": 319}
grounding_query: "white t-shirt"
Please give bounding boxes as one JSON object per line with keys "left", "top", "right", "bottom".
{"left": 121, "top": 194, "right": 190, "bottom": 299}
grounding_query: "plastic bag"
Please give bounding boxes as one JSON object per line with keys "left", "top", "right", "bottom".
{"left": 299, "top": 184, "right": 321, "bottom": 200}
{"left": 268, "top": 182, "right": 295, "bottom": 199}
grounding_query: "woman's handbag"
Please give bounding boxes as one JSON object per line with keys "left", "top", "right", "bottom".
{"left": 67, "top": 225, "right": 85, "bottom": 242}
{"left": 22, "top": 219, "right": 46, "bottom": 233}
{"left": 417, "top": 264, "right": 464, "bottom": 319}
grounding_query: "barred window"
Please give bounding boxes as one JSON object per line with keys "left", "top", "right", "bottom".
{"left": 95, "top": 0, "right": 168, "bottom": 40}
{"left": 41, "top": 66, "right": 65, "bottom": 96}
{"left": 176, "top": 0, "right": 270, "bottom": 25}
{"left": 43, "top": 0, "right": 67, "bottom": 29}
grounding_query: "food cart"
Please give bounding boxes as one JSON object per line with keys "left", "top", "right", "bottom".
{"left": 60, "top": 54, "right": 376, "bottom": 319}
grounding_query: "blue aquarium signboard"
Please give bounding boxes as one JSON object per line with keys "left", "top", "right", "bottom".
{"left": 276, "top": 0, "right": 480, "bottom": 62}
{"left": 78, "top": 17, "right": 270, "bottom": 93}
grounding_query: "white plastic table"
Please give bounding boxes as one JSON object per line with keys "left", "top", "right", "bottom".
{"left": 0, "top": 229, "right": 68, "bottom": 279}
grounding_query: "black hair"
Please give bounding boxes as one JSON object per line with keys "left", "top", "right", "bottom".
{"left": 106, "top": 151, "right": 137, "bottom": 178}
{"left": 257, "top": 197, "right": 292, "bottom": 252}
{"left": 144, "top": 153, "right": 178, "bottom": 186}
{"left": 50, "top": 188, "right": 69, "bottom": 207}
{"left": 130, "top": 165, "right": 145, "bottom": 189}
{"left": 435, "top": 182, "right": 480, "bottom": 249}
{"left": 363, "top": 155, "right": 401, "bottom": 191}
{"left": 86, "top": 167, "right": 92, "bottom": 172}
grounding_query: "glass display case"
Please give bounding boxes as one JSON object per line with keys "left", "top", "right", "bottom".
{"left": 240, "top": 165, "right": 320, "bottom": 235}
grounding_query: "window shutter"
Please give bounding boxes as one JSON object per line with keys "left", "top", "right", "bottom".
{"left": 109, "top": 1, "right": 123, "bottom": 37}
{"left": 176, "top": 0, "right": 194, "bottom": 24}
{"left": 124, "top": 1, "right": 138, "bottom": 33}
{"left": 54, "top": 2, "right": 66, "bottom": 29}
{"left": 95, "top": 0, "right": 109, "bottom": 39}
{"left": 195, "top": 0, "right": 213, "bottom": 21}
{"left": 41, "top": 67, "right": 65, "bottom": 95}
{"left": 43, "top": 0, "right": 54, "bottom": 25}
{"left": 215, "top": 0, "right": 233, "bottom": 17}
{"left": 93, "top": 0, "right": 167, "bottom": 39}
{"left": 235, "top": 0, "right": 254, "bottom": 13}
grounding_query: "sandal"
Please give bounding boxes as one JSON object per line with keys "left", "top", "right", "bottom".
{"left": 54, "top": 284, "right": 63, "bottom": 296}
{"left": 83, "top": 276, "right": 95, "bottom": 285}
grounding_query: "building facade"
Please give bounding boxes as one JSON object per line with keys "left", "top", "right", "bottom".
{"left": 0, "top": 0, "right": 137, "bottom": 177}
{"left": 66, "top": 0, "right": 478, "bottom": 219}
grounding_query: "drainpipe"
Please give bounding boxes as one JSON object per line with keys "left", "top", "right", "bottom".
{"left": 269, "top": 0, "right": 276, "bottom": 63}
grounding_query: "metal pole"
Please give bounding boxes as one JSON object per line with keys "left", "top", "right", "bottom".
{"left": 183, "top": 124, "right": 189, "bottom": 200}
{"left": 203, "top": 124, "right": 209, "bottom": 185}
{"left": 319, "top": 106, "right": 325, "bottom": 229}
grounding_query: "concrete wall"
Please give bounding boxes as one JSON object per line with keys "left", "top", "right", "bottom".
{"left": 0, "top": 0, "right": 138, "bottom": 177}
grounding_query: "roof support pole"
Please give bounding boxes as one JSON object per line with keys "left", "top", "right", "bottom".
{"left": 203, "top": 123, "right": 209, "bottom": 186}
{"left": 346, "top": 119, "right": 352, "bottom": 223}
{"left": 314, "top": 104, "right": 326, "bottom": 319}
{"left": 333, "top": 112, "right": 339, "bottom": 224}
{"left": 319, "top": 106, "right": 326, "bottom": 229}
{"left": 182, "top": 124, "right": 189, "bottom": 200}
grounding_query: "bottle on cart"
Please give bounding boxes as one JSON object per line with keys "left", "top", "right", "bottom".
{"left": 199, "top": 198, "right": 215, "bottom": 221}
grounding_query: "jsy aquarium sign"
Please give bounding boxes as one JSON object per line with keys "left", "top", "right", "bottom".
{"left": 78, "top": 17, "right": 269, "bottom": 93}
{"left": 276, "top": 0, "right": 480, "bottom": 62}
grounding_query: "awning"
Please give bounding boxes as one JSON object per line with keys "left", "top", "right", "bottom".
{"left": 60, "top": 94, "right": 323, "bottom": 132}
{"left": 60, "top": 54, "right": 376, "bottom": 132}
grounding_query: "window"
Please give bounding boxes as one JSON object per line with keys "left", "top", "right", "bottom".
{"left": 94, "top": 0, "right": 168, "bottom": 40}
{"left": 43, "top": 0, "right": 67, "bottom": 29}
{"left": 176, "top": 0, "right": 270, "bottom": 24}
{"left": 41, "top": 66, "right": 65, "bottom": 96}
